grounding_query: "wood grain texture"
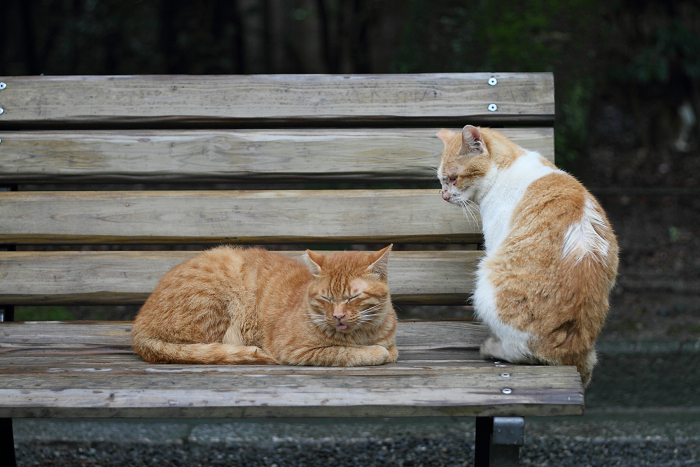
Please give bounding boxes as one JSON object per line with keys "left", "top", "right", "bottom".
{"left": 0, "top": 320, "right": 487, "bottom": 349}
{"left": 0, "top": 250, "right": 482, "bottom": 305}
{"left": 0, "top": 321, "right": 583, "bottom": 418}
{"left": 0, "top": 74, "right": 554, "bottom": 128}
{"left": 0, "top": 190, "right": 482, "bottom": 245}
{"left": 0, "top": 128, "right": 554, "bottom": 184}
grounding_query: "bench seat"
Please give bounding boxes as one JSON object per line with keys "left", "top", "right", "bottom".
{"left": 0, "top": 321, "right": 582, "bottom": 419}
{"left": 0, "top": 72, "right": 578, "bottom": 466}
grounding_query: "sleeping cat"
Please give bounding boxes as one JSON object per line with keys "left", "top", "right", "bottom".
{"left": 437, "top": 125, "right": 618, "bottom": 386}
{"left": 132, "top": 245, "right": 398, "bottom": 366}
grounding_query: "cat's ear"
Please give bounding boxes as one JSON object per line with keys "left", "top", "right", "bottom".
{"left": 366, "top": 244, "right": 392, "bottom": 279}
{"left": 458, "top": 125, "right": 486, "bottom": 156}
{"left": 437, "top": 129, "right": 457, "bottom": 147}
{"left": 302, "top": 250, "right": 325, "bottom": 276}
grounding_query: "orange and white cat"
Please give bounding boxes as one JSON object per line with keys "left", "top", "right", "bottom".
{"left": 437, "top": 126, "right": 618, "bottom": 386}
{"left": 132, "top": 245, "right": 398, "bottom": 366}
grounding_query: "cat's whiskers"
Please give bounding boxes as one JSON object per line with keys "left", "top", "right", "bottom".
{"left": 466, "top": 199, "right": 481, "bottom": 227}
{"left": 306, "top": 312, "right": 328, "bottom": 327}
{"left": 357, "top": 312, "right": 382, "bottom": 321}
{"left": 358, "top": 302, "right": 385, "bottom": 315}
{"left": 355, "top": 302, "right": 387, "bottom": 324}
{"left": 458, "top": 198, "right": 480, "bottom": 227}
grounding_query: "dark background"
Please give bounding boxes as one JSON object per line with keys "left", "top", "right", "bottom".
{"left": 2, "top": 0, "right": 700, "bottom": 343}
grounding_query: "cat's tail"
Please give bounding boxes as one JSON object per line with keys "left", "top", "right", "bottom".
{"left": 132, "top": 337, "right": 278, "bottom": 365}
{"left": 539, "top": 348, "right": 596, "bottom": 388}
{"left": 576, "top": 349, "right": 597, "bottom": 388}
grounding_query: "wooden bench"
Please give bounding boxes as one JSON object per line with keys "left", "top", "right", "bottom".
{"left": 0, "top": 73, "right": 582, "bottom": 466}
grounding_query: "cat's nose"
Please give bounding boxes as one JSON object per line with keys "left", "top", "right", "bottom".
{"left": 334, "top": 313, "right": 346, "bottom": 322}
{"left": 442, "top": 190, "right": 451, "bottom": 201}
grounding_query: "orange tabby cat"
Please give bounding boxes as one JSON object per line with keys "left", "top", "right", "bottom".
{"left": 132, "top": 245, "right": 398, "bottom": 366}
{"left": 437, "top": 125, "right": 618, "bottom": 386}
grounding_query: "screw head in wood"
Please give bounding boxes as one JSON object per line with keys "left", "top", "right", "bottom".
{"left": 502, "top": 388, "right": 512, "bottom": 394}
{"left": 488, "top": 103, "right": 498, "bottom": 112}
{"left": 0, "top": 108, "right": 4, "bottom": 115}
{"left": 0, "top": 82, "right": 5, "bottom": 90}
{"left": 488, "top": 77, "right": 498, "bottom": 86}
{"left": 501, "top": 373, "right": 510, "bottom": 378}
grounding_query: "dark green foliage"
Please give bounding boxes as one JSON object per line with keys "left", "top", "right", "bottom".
{"left": 1, "top": 0, "right": 698, "bottom": 176}
{"left": 15, "top": 306, "right": 75, "bottom": 321}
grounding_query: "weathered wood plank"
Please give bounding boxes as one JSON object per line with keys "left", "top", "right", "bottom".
{"left": 0, "top": 128, "right": 554, "bottom": 184}
{"left": 0, "top": 321, "right": 488, "bottom": 351}
{"left": 0, "top": 74, "right": 555, "bottom": 128}
{"left": 0, "top": 366, "right": 579, "bottom": 391}
{"left": 0, "top": 190, "right": 481, "bottom": 245}
{"left": 0, "top": 321, "right": 582, "bottom": 419}
{"left": 0, "top": 387, "right": 583, "bottom": 419}
{"left": 0, "top": 251, "right": 481, "bottom": 305}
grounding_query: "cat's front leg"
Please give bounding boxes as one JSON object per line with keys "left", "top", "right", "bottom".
{"left": 385, "top": 344, "right": 399, "bottom": 363}
{"left": 480, "top": 335, "right": 537, "bottom": 365}
{"left": 285, "top": 344, "right": 392, "bottom": 367}
{"left": 480, "top": 335, "right": 508, "bottom": 360}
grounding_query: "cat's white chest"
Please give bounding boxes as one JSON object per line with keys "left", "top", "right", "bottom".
{"left": 478, "top": 152, "right": 559, "bottom": 251}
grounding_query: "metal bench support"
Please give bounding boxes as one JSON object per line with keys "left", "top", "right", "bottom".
{"left": 0, "top": 417, "right": 16, "bottom": 467}
{"left": 1, "top": 301, "right": 16, "bottom": 467}
{"left": 1, "top": 221, "right": 17, "bottom": 467}
{"left": 475, "top": 416, "right": 525, "bottom": 467}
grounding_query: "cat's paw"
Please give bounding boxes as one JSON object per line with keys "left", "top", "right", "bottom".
{"left": 479, "top": 336, "right": 505, "bottom": 360}
{"left": 385, "top": 344, "right": 399, "bottom": 363}
{"left": 357, "top": 345, "right": 392, "bottom": 366}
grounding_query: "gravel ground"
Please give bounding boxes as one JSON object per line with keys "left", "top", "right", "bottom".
{"left": 14, "top": 436, "right": 700, "bottom": 467}
{"left": 13, "top": 410, "right": 700, "bottom": 467}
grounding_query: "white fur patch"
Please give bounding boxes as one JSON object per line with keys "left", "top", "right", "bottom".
{"left": 478, "top": 150, "right": 560, "bottom": 251}
{"left": 473, "top": 265, "right": 534, "bottom": 361}
{"left": 562, "top": 197, "right": 610, "bottom": 263}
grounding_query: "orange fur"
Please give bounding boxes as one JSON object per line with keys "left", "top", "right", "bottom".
{"left": 132, "top": 245, "right": 398, "bottom": 367}
{"left": 437, "top": 126, "right": 619, "bottom": 386}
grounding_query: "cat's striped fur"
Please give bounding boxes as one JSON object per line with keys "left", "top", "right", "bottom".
{"left": 437, "top": 126, "right": 618, "bottom": 386}
{"left": 132, "top": 246, "right": 398, "bottom": 367}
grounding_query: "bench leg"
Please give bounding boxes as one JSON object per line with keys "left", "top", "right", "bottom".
{"left": 474, "top": 416, "right": 524, "bottom": 467}
{"left": 1, "top": 285, "right": 17, "bottom": 466}
{"left": 0, "top": 418, "right": 17, "bottom": 467}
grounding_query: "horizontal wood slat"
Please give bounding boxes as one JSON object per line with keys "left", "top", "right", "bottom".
{"left": 0, "top": 128, "right": 554, "bottom": 184}
{"left": 0, "top": 74, "right": 554, "bottom": 128}
{"left": 0, "top": 321, "right": 583, "bottom": 418}
{"left": 0, "top": 190, "right": 482, "bottom": 245}
{"left": 0, "top": 320, "right": 489, "bottom": 350}
{"left": 0, "top": 250, "right": 482, "bottom": 305}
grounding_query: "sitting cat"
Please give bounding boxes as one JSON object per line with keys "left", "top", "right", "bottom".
{"left": 132, "top": 245, "right": 398, "bottom": 366}
{"left": 437, "top": 126, "right": 618, "bottom": 386}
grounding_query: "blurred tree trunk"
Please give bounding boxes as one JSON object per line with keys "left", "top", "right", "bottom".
{"left": 20, "top": 1, "right": 38, "bottom": 74}
{"left": 70, "top": 0, "right": 81, "bottom": 73}
{"left": 316, "top": 0, "right": 340, "bottom": 73}
{"left": 213, "top": 0, "right": 245, "bottom": 73}
{"left": 231, "top": 0, "right": 246, "bottom": 74}
{"left": 349, "top": 0, "right": 370, "bottom": 73}
{"left": 159, "top": 0, "right": 182, "bottom": 74}
{"left": 262, "top": 0, "right": 273, "bottom": 72}
{"left": 0, "top": 0, "right": 6, "bottom": 75}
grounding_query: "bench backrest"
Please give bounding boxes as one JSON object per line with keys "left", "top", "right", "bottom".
{"left": 0, "top": 73, "right": 554, "bottom": 311}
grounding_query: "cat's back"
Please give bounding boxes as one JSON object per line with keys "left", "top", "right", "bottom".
{"left": 137, "top": 246, "right": 309, "bottom": 313}
{"left": 482, "top": 149, "right": 619, "bottom": 314}
{"left": 237, "top": 247, "right": 312, "bottom": 287}
{"left": 511, "top": 169, "right": 617, "bottom": 269}
{"left": 483, "top": 145, "right": 617, "bottom": 271}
